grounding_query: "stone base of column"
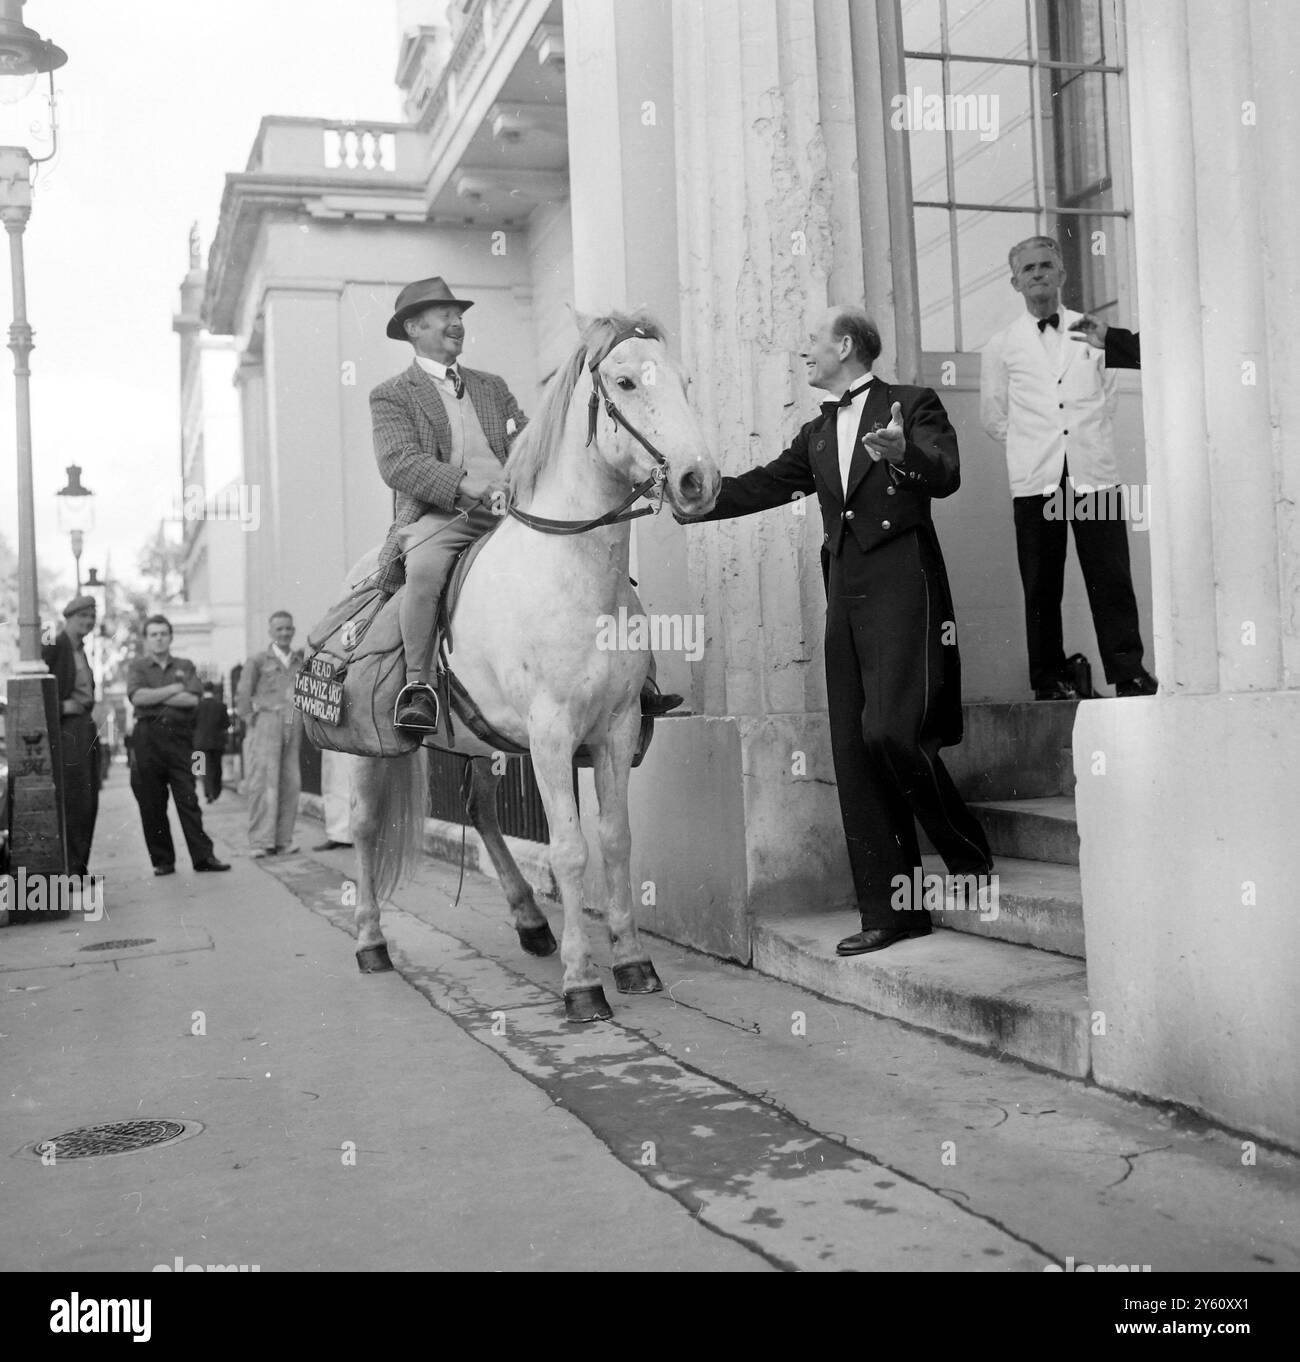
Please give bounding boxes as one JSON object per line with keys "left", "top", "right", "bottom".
{"left": 578, "top": 713, "right": 854, "bottom": 963}
{"left": 4, "top": 675, "right": 69, "bottom": 901}
{"left": 1074, "top": 691, "right": 1300, "bottom": 1150}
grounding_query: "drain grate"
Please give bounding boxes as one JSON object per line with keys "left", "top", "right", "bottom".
{"left": 34, "top": 1118, "right": 198, "bottom": 1160}
{"left": 79, "top": 938, "right": 156, "bottom": 952}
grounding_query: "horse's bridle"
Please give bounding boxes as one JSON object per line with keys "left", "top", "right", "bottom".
{"left": 507, "top": 327, "right": 672, "bottom": 536}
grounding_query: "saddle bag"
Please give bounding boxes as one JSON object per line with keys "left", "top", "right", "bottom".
{"left": 295, "top": 586, "right": 420, "bottom": 758}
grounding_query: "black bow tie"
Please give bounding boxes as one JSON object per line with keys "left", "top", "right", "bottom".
{"left": 821, "top": 381, "right": 871, "bottom": 419}
{"left": 1038, "top": 313, "right": 1060, "bottom": 332}
{"left": 447, "top": 366, "right": 465, "bottom": 399}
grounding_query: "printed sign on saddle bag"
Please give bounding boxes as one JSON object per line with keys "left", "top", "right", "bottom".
{"left": 294, "top": 585, "right": 420, "bottom": 758}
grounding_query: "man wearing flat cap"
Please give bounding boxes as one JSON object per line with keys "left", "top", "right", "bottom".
{"left": 41, "top": 596, "right": 101, "bottom": 876}
{"left": 370, "top": 276, "right": 526, "bottom": 731}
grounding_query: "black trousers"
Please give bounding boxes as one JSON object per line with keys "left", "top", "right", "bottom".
{"left": 1012, "top": 470, "right": 1146, "bottom": 690}
{"left": 824, "top": 530, "right": 991, "bottom": 930}
{"left": 59, "top": 713, "right": 100, "bottom": 876}
{"left": 129, "top": 720, "right": 214, "bottom": 869}
{"left": 199, "top": 749, "right": 224, "bottom": 801}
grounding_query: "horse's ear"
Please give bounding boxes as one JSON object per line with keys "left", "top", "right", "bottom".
{"left": 566, "top": 302, "right": 595, "bottom": 336}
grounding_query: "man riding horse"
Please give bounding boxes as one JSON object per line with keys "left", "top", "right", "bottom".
{"left": 371, "top": 276, "right": 683, "bottom": 732}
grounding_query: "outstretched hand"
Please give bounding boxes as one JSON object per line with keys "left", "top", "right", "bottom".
{"left": 1068, "top": 315, "right": 1108, "bottom": 349}
{"left": 861, "top": 400, "right": 906, "bottom": 464}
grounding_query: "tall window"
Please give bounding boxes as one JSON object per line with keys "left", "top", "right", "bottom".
{"left": 897, "top": 0, "right": 1130, "bottom": 351}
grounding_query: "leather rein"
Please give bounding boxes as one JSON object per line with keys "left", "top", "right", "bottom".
{"left": 507, "top": 327, "right": 671, "bottom": 536}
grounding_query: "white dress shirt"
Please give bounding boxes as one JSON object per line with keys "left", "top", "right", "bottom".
{"left": 979, "top": 306, "right": 1119, "bottom": 497}
{"left": 415, "top": 354, "right": 461, "bottom": 392}
{"left": 836, "top": 376, "right": 875, "bottom": 498}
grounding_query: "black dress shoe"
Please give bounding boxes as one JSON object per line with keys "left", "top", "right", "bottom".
{"left": 154, "top": 865, "right": 175, "bottom": 877}
{"left": 194, "top": 857, "right": 231, "bottom": 872}
{"left": 640, "top": 687, "right": 684, "bottom": 717}
{"left": 836, "top": 924, "right": 932, "bottom": 956}
{"left": 394, "top": 683, "right": 440, "bottom": 732}
{"left": 313, "top": 840, "right": 352, "bottom": 851}
{"left": 1114, "top": 670, "right": 1158, "bottom": 697}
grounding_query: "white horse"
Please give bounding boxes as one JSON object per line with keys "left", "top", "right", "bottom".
{"left": 350, "top": 313, "right": 720, "bottom": 1021}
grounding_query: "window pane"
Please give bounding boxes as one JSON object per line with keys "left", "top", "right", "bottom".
{"left": 956, "top": 209, "right": 1040, "bottom": 351}
{"left": 951, "top": 62, "right": 1036, "bottom": 207}
{"left": 1050, "top": 69, "right": 1115, "bottom": 203}
{"left": 1043, "top": 0, "right": 1108, "bottom": 65}
{"left": 915, "top": 206, "right": 957, "bottom": 351}
{"left": 947, "top": 0, "right": 1030, "bottom": 59}
{"left": 1052, "top": 211, "right": 1126, "bottom": 317}
{"left": 905, "top": 55, "right": 949, "bottom": 202}
{"left": 900, "top": 0, "right": 944, "bottom": 53}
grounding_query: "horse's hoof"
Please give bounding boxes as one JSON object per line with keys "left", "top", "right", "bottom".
{"left": 356, "top": 943, "right": 394, "bottom": 973}
{"left": 517, "top": 922, "right": 558, "bottom": 956}
{"left": 564, "top": 986, "right": 613, "bottom": 1023}
{"left": 613, "top": 961, "right": 663, "bottom": 994}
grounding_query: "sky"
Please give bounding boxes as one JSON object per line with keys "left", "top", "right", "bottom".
{"left": 0, "top": 0, "right": 405, "bottom": 603}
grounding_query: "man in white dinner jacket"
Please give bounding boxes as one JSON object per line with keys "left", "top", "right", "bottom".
{"left": 980, "top": 235, "right": 1157, "bottom": 700}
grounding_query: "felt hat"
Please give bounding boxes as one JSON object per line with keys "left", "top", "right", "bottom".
{"left": 386, "top": 277, "right": 474, "bottom": 340}
{"left": 63, "top": 594, "right": 97, "bottom": 618}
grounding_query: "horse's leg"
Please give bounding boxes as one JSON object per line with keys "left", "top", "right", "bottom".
{"left": 466, "top": 757, "right": 556, "bottom": 956}
{"left": 529, "top": 728, "right": 610, "bottom": 1022}
{"left": 349, "top": 749, "right": 427, "bottom": 973}
{"left": 350, "top": 756, "right": 393, "bottom": 972}
{"left": 591, "top": 716, "right": 662, "bottom": 995}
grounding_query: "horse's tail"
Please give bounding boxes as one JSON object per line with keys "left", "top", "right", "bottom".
{"left": 369, "top": 747, "right": 429, "bottom": 903}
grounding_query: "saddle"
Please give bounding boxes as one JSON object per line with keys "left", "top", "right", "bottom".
{"left": 297, "top": 532, "right": 654, "bottom": 768}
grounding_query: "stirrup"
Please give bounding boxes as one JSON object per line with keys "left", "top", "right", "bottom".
{"left": 394, "top": 681, "right": 441, "bottom": 733}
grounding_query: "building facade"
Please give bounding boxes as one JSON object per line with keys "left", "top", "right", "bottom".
{"left": 172, "top": 227, "right": 247, "bottom": 689}
{"left": 204, "top": 0, "right": 1300, "bottom": 1148}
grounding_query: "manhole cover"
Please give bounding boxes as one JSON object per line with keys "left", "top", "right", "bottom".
{"left": 32, "top": 1118, "right": 201, "bottom": 1160}
{"left": 79, "top": 938, "right": 156, "bottom": 952}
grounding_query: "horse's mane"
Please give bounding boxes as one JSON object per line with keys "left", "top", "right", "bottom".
{"left": 505, "top": 310, "right": 665, "bottom": 502}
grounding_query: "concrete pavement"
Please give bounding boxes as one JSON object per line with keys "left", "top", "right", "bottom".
{"left": 2, "top": 762, "right": 1298, "bottom": 1273}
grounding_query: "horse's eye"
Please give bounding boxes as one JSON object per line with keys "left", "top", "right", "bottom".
{"left": 616, "top": 376, "right": 635, "bottom": 391}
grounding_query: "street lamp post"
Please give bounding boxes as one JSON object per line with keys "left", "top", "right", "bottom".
{"left": 1, "top": 0, "right": 69, "bottom": 880}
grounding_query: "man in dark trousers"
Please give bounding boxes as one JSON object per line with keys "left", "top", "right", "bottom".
{"left": 681, "top": 305, "right": 992, "bottom": 955}
{"left": 126, "top": 615, "right": 230, "bottom": 876}
{"left": 193, "top": 682, "right": 230, "bottom": 803}
{"left": 981, "top": 237, "right": 1157, "bottom": 699}
{"left": 41, "top": 594, "right": 101, "bottom": 876}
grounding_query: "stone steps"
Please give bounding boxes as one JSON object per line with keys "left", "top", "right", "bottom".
{"left": 751, "top": 913, "right": 1091, "bottom": 1077}
{"left": 749, "top": 788, "right": 1090, "bottom": 1075}
{"left": 972, "top": 795, "right": 1079, "bottom": 865}
{"left": 921, "top": 853, "right": 1085, "bottom": 959}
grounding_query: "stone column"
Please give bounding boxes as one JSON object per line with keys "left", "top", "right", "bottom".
{"left": 261, "top": 286, "right": 348, "bottom": 645}
{"left": 233, "top": 353, "right": 270, "bottom": 657}
{"left": 564, "top": 0, "right": 693, "bottom": 699}
{"left": 1073, "top": 0, "right": 1300, "bottom": 1148}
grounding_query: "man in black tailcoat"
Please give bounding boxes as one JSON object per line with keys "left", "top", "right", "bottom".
{"left": 681, "top": 306, "right": 992, "bottom": 955}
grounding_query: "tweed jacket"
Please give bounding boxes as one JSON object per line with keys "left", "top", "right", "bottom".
{"left": 371, "top": 361, "right": 527, "bottom": 595}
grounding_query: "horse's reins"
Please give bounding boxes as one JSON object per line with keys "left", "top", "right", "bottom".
{"left": 507, "top": 326, "right": 672, "bottom": 536}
